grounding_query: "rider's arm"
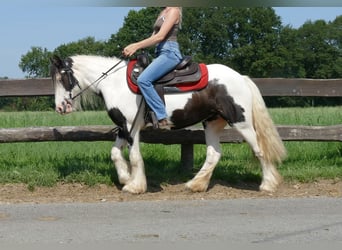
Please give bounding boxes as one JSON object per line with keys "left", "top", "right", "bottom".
{"left": 123, "top": 8, "right": 179, "bottom": 57}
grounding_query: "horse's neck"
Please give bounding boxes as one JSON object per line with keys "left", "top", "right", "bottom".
{"left": 70, "top": 56, "right": 137, "bottom": 117}
{"left": 73, "top": 56, "right": 123, "bottom": 90}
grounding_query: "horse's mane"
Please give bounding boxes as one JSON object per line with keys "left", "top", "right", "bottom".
{"left": 69, "top": 55, "right": 122, "bottom": 111}
{"left": 71, "top": 55, "right": 121, "bottom": 69}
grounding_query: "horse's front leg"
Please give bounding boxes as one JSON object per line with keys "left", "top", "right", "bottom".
{"left": 186, "top": 119, "right": 226, "bottom": 192}
{"left": 111, "top": 138, "right": 131, "bottom": 185}
{"left": 122, "top": 130, "right": 147, "bottom": 194}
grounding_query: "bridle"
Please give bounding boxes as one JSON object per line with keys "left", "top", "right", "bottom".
{"left": 59, "top": 59, "right": 81, "bottom": 100}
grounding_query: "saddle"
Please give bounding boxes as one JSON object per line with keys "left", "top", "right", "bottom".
{"left": 126, "top": 54, "right": 208, "bottom": 95}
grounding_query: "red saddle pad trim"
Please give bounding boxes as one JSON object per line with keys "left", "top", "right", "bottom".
{"left": 126, "top": 60, "right": 208, "bottom": 94}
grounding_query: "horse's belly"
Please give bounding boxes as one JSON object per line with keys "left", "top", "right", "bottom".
{"left": 165, "top": 92, "right": 193, "bottom": 114}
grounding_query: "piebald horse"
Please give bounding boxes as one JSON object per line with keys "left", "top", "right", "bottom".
{"left": 50, "top": 54, "right": 286, "bottom": 194}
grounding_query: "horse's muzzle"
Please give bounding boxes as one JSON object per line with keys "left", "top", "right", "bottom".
{"left": 56, "top": 99, "right": 73, "bottom": 114}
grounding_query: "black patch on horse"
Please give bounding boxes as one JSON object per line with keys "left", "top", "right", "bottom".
{"left": 171, "top": 80, "right": 245, "bottom": 129}
{"left": 50, "top": 56, "right": 79, "bottom": 92}
{"left": 107, "top": 108, "right": 133, "bottom": 145}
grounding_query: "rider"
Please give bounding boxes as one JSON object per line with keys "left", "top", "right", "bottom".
{"left": 122, "top": 7, "right": 183, "bottom": 129}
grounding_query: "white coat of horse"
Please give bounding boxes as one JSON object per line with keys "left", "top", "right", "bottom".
{"left": 50, "top": 55, "right": 286, "bottom": 194}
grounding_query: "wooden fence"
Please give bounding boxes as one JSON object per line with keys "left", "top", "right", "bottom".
{"left": 1, "top": 78, "right": 341, "bottom": 170}
{"left": 1, "top": 78, "right": 342, "bottom": 97}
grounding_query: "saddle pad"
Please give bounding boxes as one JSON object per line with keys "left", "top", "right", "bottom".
{"left": 126, "top": 60, "right": 208, "bottom": 95}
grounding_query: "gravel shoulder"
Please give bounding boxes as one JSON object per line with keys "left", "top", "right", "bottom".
{"left": 1, "top": 179, "right": 341, "bottom": 204}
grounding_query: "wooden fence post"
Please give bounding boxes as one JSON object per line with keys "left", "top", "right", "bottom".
{"left": 180, "top": 143, "right": 194, "bottom": 172}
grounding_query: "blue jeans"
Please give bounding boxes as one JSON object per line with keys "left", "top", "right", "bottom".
{"left": 137, "top": 41, "right": 182, "bottom": 121}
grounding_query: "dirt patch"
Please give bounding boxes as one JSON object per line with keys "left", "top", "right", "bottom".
{"left": 0, "top": 179, "right": 341, "bottom": 204}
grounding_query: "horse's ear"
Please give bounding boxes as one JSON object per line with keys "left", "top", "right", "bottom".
{"left": 50, "top": 55, "right": 63, "bottom": 69}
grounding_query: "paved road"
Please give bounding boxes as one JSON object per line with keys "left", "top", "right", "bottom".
{"left": 0, "top": 197, "right": 342, "bottom": 246}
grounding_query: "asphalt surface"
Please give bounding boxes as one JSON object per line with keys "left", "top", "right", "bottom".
{"left": 0, "top": 197, "right": 342, "bottom": 246}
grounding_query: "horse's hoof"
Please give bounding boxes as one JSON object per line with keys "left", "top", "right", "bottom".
{"left": 185, "top": 180, "right": 208, "bottom": 192}
{"left": 259, "top": 182, "right": 277, "bottom": 192}
{"left": 122, "top": 183, "right": 147, "bottom": 194}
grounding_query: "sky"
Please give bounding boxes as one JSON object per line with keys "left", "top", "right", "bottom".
{"left": 0, "top": 4, "right": 341, "bottom": 78}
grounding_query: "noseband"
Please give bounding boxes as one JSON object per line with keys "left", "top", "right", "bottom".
{"left": 59, "top": 59, "right": 81, "bottom": 101}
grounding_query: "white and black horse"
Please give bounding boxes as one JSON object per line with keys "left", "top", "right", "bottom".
{"left": 50, "top": 54, "right": 286, "bottom": 194}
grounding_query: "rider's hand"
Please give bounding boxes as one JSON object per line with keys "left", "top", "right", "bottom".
{"left": 122, "top": 43, "right": 138, "bottom": 57}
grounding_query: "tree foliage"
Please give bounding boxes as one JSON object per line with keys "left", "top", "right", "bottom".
{"left": 19, "top": 47, "right": 52, "bottom": 78}
{"left": 53, "top": 36, "right": 107, "bottom": 60}
{"left": 179, "top": 7, "right": 284, "bottom": 76}
{"left": 298, "top": 19, "right": 342, "bottom": 79}
{"left": 105, "top": 7, "right": 162, "bottom": 57}
{"left": 12, "top": 7, "right": 342, "bottom": 110}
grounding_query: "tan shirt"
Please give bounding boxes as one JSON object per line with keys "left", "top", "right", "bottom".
{"left": 153, "top": 16, "right": 179, "bottom": 42}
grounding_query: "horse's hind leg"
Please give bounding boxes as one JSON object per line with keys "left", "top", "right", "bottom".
{"left": 111, "top": 138, "right": 131, "bottom": 185}
{"left": 186, "top": 119, "right": 226, "bottom": 192}
{"left": 234, "top": 123, "right": 282, "bottom": 192}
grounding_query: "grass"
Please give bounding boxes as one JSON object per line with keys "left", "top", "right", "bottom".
{"left": 0, "top": 107, "right": 341, "bottom": 188}
{"left": 0, "top": 111, "right": 113, "bottom": 128}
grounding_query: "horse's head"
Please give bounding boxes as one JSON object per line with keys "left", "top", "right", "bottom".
{"left": 50, "top": 55, "right": 79, "bottom": 114}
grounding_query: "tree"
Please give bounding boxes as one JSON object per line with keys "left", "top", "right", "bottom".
{"left": 105, "top": 7, "right": 162, "bottom": 57}
{"left": 179, "top": 7, "right": 284, "bottom": 77}
{"left": 297, "top": 19, "right": 341, "bottom": 79}
{"left": 276, "top": 25, "right": 306, "bottom": 78}
{"left": 330, "top": 15, "right": 342, "bottom": 78}
{"left": 266, "top": 16, "right": 342, "bottom": 107}
{"left": 224, "top": 8, "right": 283, "bottom": 77}
{"left": 19, "top": 47, "right": 52, "bottom": 78}
{"left": 14, "top": 47, "right": 53, "bottom": 111}
{"left": 53, "top": 36, "right": 107, "bottom": 59}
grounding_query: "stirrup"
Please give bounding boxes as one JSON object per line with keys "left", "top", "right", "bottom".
{"left": 146, "top": 111, "right": 159, "bottom": 129}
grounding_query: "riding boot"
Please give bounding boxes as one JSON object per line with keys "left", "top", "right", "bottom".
{"left": 144, "top": 105, "right": 159, "bottom": 129}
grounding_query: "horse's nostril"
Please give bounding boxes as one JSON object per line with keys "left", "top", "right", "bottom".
{"left": 56, "top": 105, "right": 64, "bottom": 114}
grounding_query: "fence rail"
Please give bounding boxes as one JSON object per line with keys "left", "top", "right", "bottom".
{"left": 1, "top": 78, "right": 342, "bottom": 97}
{"left": 0, "top": 125, "right": 341, "bottom": 144}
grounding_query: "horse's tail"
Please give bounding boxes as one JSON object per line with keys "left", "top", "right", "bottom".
{"left": 244, "top": 76, "right": 287, "bottom": 164}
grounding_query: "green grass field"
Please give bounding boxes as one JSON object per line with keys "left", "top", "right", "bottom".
{"left": 0, "top": 107, "right": 341, "bottom": 188}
